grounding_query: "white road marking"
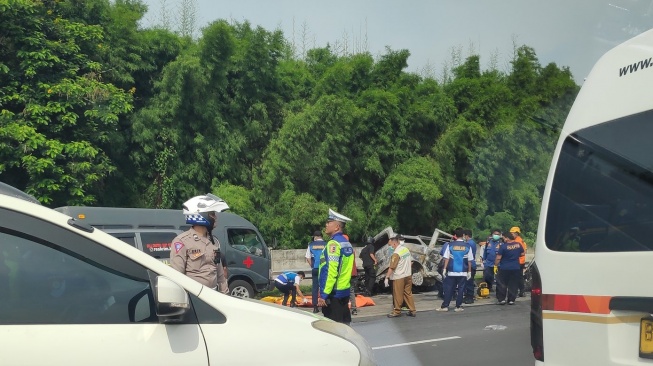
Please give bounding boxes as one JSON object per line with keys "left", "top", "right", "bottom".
{"left": 372, "top": 336, "right": 461, "bottom": 350}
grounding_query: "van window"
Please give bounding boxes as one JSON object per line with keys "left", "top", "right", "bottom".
{"left": 0, "top": 232, "right": 157, "bottom": 324}
{"left": 227, "top": 229, "right": 266, "bottom": 257}
{"left": 545, "top": 111, "right": 653, "bottom": 252}
{"left": 140, "top": 232, "right": 175, "bottom": 259}
{"left": 111, "top": 233, "right": 137, "bottom": 247}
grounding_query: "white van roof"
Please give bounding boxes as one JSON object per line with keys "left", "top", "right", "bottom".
{"left": 564, "top": 29, "right": 653, "bottom": 134}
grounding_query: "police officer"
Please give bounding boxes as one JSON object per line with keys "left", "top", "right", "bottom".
{"left": 170, "top": 194, "right": 229, "bottom": 293}
{"left": 481, "top": 229, "right": 502, "bottom": 292}
{"left": 305, "top": 230, "right": 326, "bottom": 313}
{"left": 318, "top": 208, "right": 354, "bottom": 324}
{"left": 494, "top": 230, "right": 525, "bottom": 305}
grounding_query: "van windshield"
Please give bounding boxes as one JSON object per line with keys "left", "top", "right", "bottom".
{"left": 545, "top": 109, "right": 653, "bottom": 252}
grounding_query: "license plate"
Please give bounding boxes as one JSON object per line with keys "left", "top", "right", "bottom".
{"left": 640, "top": 317, "right": 653, "bottom": 359}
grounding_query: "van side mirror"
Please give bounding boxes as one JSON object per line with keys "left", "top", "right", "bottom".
{"left": 152, "top": 276, "right": 190, "bottom": 323}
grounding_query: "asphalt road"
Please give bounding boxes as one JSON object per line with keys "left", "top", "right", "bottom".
{"left": 351, "top": 299, "right": 533, "bottom": 366}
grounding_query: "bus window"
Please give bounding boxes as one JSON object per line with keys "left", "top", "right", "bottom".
{"left": 545, "top": 110, "right": 653, "bottom": 253}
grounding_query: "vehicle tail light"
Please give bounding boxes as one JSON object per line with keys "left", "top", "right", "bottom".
{"left": 530, "top": 262, "right": 544, "bottom": 362}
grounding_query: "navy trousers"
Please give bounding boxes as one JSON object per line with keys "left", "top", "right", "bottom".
{"left": 441, "top": 275, "right": 466, "bottom": 308}
{"left": 483, "top": 266, "right": 495, "bottom": 291}
{"left": 275, "top": 282, "right": 296, "bottom": 305}
{"left": 311, "top": 268, "right": 319, "bottom": 307}
{"left": 464, "top": 268, "right": 476, "bottom": 301}
{"left": 496, "top": 269, "right": 521, "bottom": 302}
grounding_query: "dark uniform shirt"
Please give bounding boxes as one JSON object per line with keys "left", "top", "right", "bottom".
{"left": 360, "top": 243, "right": 375, "bottom": 267}
{"left": 497, "top": 240, "right": 525, "bottom": 271}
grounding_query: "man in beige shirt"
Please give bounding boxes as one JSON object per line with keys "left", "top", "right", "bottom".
{"left": 385, "top": 234, "right": 416, "bottom": 318}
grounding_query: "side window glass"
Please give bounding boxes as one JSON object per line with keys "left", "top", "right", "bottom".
{"left": 109, "top": 233, "right": 137, "bottom": 248}
{"left": 0, "top": 232, "right": 157, "bottom": 324}
{"left": 228, "top": 229, "right": 266, "bottom": 257}
{"left": 140, "top": 232, "right": 176, "bottom": 262}
{"left": 546, "top": 112, "right": 653, "bottom": 252}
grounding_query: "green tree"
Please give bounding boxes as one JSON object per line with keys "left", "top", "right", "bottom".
{"left": 372, "top": 156, "right": 445, "bottom": 235}
{"left": 255, "top": 95, "right": 360, "bottom": 204}
{"left": 0, "top": 0, "right": 132, "bottom": 205}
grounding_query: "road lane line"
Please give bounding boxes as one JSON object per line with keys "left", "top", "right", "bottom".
{"left": 372, "top": 336, "right": 461, "bottom": 350}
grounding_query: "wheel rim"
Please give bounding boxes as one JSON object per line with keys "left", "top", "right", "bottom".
{"left": 412, "top": 271, "right": 424, "bottom": 286}
{"left": 231, "top": 286, "right": 250, "bottom": 298}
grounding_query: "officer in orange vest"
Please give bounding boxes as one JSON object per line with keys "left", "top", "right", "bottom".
{"left": 509, "top": 226, "right": 527, "bottom": 297}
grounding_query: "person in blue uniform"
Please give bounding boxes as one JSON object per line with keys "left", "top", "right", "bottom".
{"left": 494, "top": 230, "right": 525, "bottom": 305}
{"left": 463, "top": 229, "right": 478, "bottom": 304}
{"left": 481, "top": 229, "right": 502, "bottom": 292}
{"left": 305, "top": 230, "right": 326, "bottom": 313}
{"left": 436, "top": 228, "right": 473, "bottom": 312}
{"left": 274, "top": 271, "right": 306, "bottom": 307}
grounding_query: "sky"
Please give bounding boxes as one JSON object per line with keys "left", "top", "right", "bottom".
{"left": 139, "top": 0, "right": 653, "bottom": 84}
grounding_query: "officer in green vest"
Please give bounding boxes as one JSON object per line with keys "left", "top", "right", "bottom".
{"left": 317, "top": 209, "right": 354, "bottom": 324}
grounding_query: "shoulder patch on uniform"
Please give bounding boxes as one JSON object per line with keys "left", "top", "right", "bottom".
{"left": 329, "top": 243, "right": 337, "bottom": 253}
{"left": 174, "top": 242, "right": 184, "bottom": 253}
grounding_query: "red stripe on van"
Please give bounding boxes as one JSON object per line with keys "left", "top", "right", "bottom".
{"left": 542, "top": 294, "right": 612, "bottom": 314}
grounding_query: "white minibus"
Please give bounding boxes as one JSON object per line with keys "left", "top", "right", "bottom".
{"left": 531, "top": 28, "right": 653, "bottom": 365}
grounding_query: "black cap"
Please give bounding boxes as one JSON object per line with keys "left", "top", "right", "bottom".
{"left": 313, "top": 230, "right": 322, "bottom": 237}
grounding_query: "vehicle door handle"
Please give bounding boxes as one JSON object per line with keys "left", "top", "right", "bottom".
{"left": 229, "top": 261, "right": 236, "bottom": 265}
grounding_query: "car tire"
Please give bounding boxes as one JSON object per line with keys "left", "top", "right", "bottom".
{"left": 229, "top": 280, "right": 254, "bottom": 298}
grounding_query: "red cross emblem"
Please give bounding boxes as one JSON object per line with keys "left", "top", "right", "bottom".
{"left": 243, "top": 256, "right": 254, "bottom": 268}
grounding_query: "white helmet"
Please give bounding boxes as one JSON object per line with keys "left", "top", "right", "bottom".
{"left": 182, "top": 193, "right": 229, "bottom": 227}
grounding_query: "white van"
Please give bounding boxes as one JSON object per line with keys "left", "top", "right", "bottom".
{"left": 0, "top": 193, "right": 375, "bottom": 365}
{"left": 531, "top": 28, "right": 653, "bottom": 365}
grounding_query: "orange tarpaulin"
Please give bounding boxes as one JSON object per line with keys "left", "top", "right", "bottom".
{"left": 260, "top": 294, "right": 375, "bottom": 308}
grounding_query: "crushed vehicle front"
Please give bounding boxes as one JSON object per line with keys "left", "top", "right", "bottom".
{"left": 372, "top": 227, "right": 453, "bottom": 289}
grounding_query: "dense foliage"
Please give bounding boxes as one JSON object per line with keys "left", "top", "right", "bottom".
{"left": 0, "top": 0, "right": 579, "bottom": 247}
